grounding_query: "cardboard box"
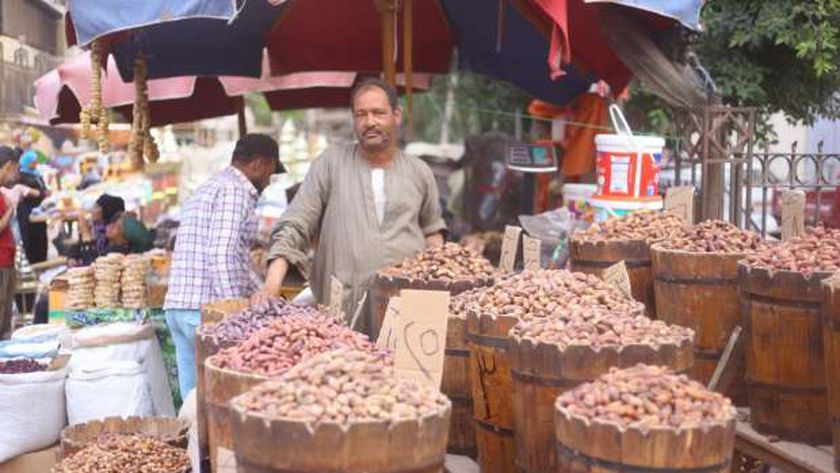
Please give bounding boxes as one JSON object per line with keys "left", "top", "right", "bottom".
{"left": 0, "top": 445, "right": 59, "bottom": 473}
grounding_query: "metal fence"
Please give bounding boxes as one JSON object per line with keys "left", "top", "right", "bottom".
{"left": 673, "top": 106, "right": 840, "bottom": 236}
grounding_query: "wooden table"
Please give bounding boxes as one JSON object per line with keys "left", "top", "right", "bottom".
{"left": 734, "top": 419, "right": 835, "bottom": 473}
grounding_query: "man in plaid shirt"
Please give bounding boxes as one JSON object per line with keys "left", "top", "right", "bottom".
{"left": 165, "top": 134, "right": 282, "bottom": 395}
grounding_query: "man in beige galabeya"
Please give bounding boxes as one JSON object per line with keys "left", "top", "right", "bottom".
{"left": 254, "top": 78, "right": 445, "bottom": 334}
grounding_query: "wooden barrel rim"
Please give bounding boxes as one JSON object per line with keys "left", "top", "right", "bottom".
{"left": 229, "top": 401, "right": 452, "bottom": 435}
{"left": 556, "top": 406, "right": 736, "bottom": 442}
{"left": 204, "top": 355, "right": 271, "bottom": 383}
{"left": 508, "top": 336, "right": 695, "bottom": 380}
{"left": 373, "top": 272, "right": 495, "bottom": 292}
{"left": 555, "top": 440, "right": 731, "bottom": 473}
{"left": 738, "top": 263, "right": 835, "bottom": 288}
{"left": 236, "top": 458, "right": 445, "bottom": 473}
{"left": 649, "top": 243, "right": 751, "bottom": 260}
{"left": 569, "top": 236, "right": 651, "bottom": 261}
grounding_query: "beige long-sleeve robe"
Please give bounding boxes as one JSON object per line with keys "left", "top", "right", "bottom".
{"left": 268, "top": 144, "right": 446, "bottom": 333}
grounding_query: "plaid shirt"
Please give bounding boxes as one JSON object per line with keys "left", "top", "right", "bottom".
{"left": 164, "top": 167, "right": 262, "bottom": 310}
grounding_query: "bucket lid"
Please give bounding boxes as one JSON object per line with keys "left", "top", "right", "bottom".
{"left": 595, "top": 134, "right": 665, "bottom": 149}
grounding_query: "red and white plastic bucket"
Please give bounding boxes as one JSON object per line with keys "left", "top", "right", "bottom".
{"left": 593, "top": 105, "right": 664, "bottom": 201}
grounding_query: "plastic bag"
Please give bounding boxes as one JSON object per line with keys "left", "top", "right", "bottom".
{"left": 518, "top": 208, "right": 586, "bottom": 268}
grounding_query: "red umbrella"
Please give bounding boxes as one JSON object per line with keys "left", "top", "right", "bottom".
{"left": 34, "top": 52, "right": 433, "bottom": 127}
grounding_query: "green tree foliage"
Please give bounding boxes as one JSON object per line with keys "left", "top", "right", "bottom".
{"left": 698, "top": 0, "right": 840, "bottom": 123}
{"left": 630, "top": 0, "right": 840, "bottom": 135}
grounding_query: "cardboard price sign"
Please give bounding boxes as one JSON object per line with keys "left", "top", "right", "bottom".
{"left": 328, "top": 276, "right": 343, "bottom": 311}
{"left": 499, "top": 225, "right": 523, "bottom": 273}
{"left": 376, "top": 297, "right": 401, "bottom": 351}
{"left": 393, "top": 289, "right": 450, "bottom": 388}
{"left": 781, "top": 190, "right": 806, "bottom": 241}
{"left": 523, "top": 235, "right": 541, "bottom": 271}
{"left": 665, "top": 186, "right": 695, "bottom": 224}
{"left": 602, "top": 261, "right": 632, "bottom": 298}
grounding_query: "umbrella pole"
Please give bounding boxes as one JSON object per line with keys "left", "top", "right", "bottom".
{"left": 237, "top": 97, "right": 248, "bottom": 138}
{"left": 403, "top": 0, "right": 413, "bottom": 137}
{"left": 377, "top": 0, "right": 397, "bottom": 86}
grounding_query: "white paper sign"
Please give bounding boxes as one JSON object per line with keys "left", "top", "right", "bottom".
{"left": 393, "top": 289, "right": 450, "bottom": 388}
{"left": 499, "top": 225, "right": 522, "bottom": 273}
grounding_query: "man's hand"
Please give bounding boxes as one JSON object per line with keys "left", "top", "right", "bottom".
{"left": 424, "top": 232, "right": 444, "bottom": 248}
{"left": 250, "top": 287, "right": 276, "bottom": 305}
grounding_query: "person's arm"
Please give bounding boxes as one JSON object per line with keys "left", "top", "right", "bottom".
{"left": 253, "top": 153, "right": 332, "bottom": 303}
{"left": 209, "top": 187, "right": 255, "bottom": 300}
{"left": 0, "top": 197, "right": 13, "bottom": 231}
{"left": 417, "top": 162, "right": 447, "bottom": 246}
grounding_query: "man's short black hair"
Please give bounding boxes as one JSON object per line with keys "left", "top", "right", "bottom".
{"left": 0, "top": 146, "right": 20, "bottom": 168}
{"left": 232, "top": 133, "right": 284, "bottom": 172}
{"left": 350, "top": 77, "right": 399, "bottom": 111}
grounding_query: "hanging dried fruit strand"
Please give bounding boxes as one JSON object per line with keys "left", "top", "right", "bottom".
{"left": 82, "top": 40, "right": 110, "bottom": 153}
{"left": 128, "top": 56, "right": 159, "bottom": 170}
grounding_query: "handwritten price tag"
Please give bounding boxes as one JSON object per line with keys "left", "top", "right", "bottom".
{"left": 665, "top": 186, "right": 695, "bottom": 224}
{"left": 329, "top": 275, "right": 343, "bottom": 311}
{"left": 523, "top": 235, "right": 541, "bottom": 271}
{"left": 499, "top": 225, "right": 522, "bottom": 273}
{"left": 376, "top": 297, "right": 401, "bottom": 351}
{"left": 602, "top": 261, "right": 632, "bottom": 298}
{"left": 394, "top": 289, "right": 450, "bottom": 388}
{"left": 781, "top": 190, "right": 806, "bottom": 241}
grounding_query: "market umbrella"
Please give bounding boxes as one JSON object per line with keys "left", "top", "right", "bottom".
{"left": 64, "top": 0, "right": 595, "bottom": 107}
{"left": 64, "top": 0, "right": 273, "bottom": 79}
{"left": 33, "top": 52, "right": 433, "bottom": 127}
{"left": 64, "top": 0, "right": 704, "bottom": 107}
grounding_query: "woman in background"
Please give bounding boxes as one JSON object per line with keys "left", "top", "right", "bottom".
{"left": 16, "top": 151, "right": 49, "bottom": 263}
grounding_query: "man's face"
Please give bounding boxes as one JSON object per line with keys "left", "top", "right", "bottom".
{"left": 246, "top": 156, "right": 279, "bottom": 194}
{"left": 353, "top": 87, "right": 401, "bottom": 154}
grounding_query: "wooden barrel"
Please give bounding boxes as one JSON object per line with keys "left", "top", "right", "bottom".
{"left": 467, "top": 309, "right": 519, "bottom": 473}
{"left": 369, "top": 273, "right": 492, "bottom": 458}
{"left": 555, "top": 405, "right": 736, "bottom": 473}
{"left": 196, "top": 298, "right": 249, "bottom": 466}
{"left": 369, "top": 273, "right": 492, "bottom": 339}
{"left": 229, "top": 397, "right": 451, "bottom": 473}
{"left": 822, "top": 275, "right": 840, "bottom": 472}
{"left": 510, "top": 337, "right": 694, "bottom": 473}
{"left": 60, "top": 416, "right": 189, "bottom": 459}
{"left": 651, "top": 245, "right": 745, "bottom": 395}
{"left": 204, "top": 355, "right": 267, "bottom": 473}
{"left": 740, "top": 264, "right": 832, "bottom": 443}
{"left": 443, "top": 315, "right": 476, "bottom": 458}
{"left": 569, "top": 237, "right": 655, "bottom": 318}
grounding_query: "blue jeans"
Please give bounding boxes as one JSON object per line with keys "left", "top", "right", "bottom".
{"left": 165, "top": 309, "right": 201, "bottom": 397}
